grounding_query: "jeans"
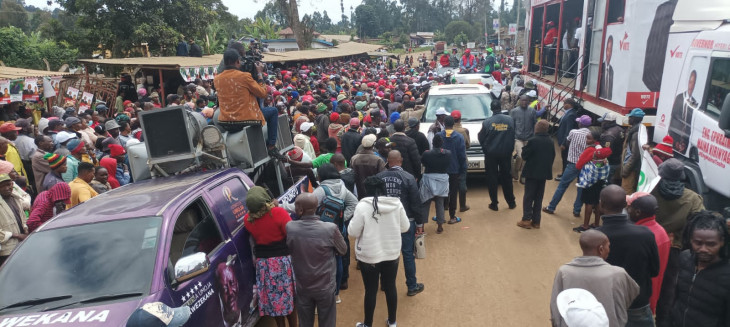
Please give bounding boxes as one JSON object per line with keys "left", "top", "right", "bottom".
{"left": 547, "top": 162, "right": 583, "bottom": 214}
{"left": 426, "top": 196, "right": 446, "bottom": 224}
{"left": 448, "top": 174, "right": 460, "bottom": 218}
{"left": 335, "top": 256, "right": 343, "bottom": 295}
{"left": 458, "top": 173, "right": 467, "bottom": 208}
{"left": 360, "top": 259, "right": 399, "bottom": 327}
{"left": 626, "top": 304, "right": 655, "bottom": 327}
{"left": 341, "top": 220, "right": 351, "bottom": 284}
{"left": 401, "top": 221, "right": 418, "bottom": 290}
{"left": 485, "top": 154, "right": 515, "bottom": 206}
{"left": 560, "top": 146, "right": 569, "bottom": 174}
{"left": 218, "top": 106, "right": 279, "bottom": 146}
{"left": 522, "top": 178, "right": 546, "bottom": 224}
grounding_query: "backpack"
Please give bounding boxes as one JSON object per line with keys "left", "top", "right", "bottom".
{"left": 317, "top": 185, "right": 346, "bottom": 227}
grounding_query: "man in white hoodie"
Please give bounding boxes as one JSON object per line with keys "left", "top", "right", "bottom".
{"left": 349, "top": 176, "right": 410, "bottom": 327}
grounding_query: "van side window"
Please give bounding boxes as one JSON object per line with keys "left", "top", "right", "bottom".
{"left": 169, "top": 199, "right": 223, "bottom": 266}
{"left": 705, "top": 58, "right": 730, "bottom": 119}
{"left": 209, "top": 177, "right": 249, "bottom": 234}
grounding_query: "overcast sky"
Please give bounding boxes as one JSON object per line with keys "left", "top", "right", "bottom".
{"left": 25, "top": 0, "right": 358, "bottom": 22}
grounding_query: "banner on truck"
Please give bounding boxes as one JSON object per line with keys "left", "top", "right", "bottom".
{"left": 637, "top": 124, "right": 661, "bottom": 193}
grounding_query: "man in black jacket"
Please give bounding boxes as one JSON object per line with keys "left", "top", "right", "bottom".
{"left": 389, "top": 120, "right": 422, "bottom": 180}
{"left": 517, "top": 120, "right": 555, "bottom": 229}
{"left": 597, "top": 185, "right": 660, "bottom": 326}
{"left": 478, "top": 100, "right": 516, "bottom": 211}
{"left": 405, "top": 118, "right": 429, "bottom": 155}
{"left": 376, "top": 150, "right": 425, "bottom": 296}
{"left": 555, "top": 98, "right": 579, "bottom": 177}
{"left": 340, "top": 118, "right": 362, "bottom": 164}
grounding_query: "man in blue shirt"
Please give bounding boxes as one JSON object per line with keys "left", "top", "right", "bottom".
{"left": 437, "top": 116, "right": 467, "bottom": 223}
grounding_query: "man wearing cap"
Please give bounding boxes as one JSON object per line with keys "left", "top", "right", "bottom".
{"left": 511, "top": 95, "right": 538, "bottom": 182}
{"left": 27, "top": 182, "right": 71, "bottom": 233}
{"left": 543, "top": 21, "right": 559, "bottom": 74}
{"left": 314, "top": 102, "right": 331, "bottom": 144}
{"left": 620, "top": 108, "right": 645, "bottom": 194}
{"left": 389, "top": 120, "right": 422, "bottom": 180}
{"left": 550, "top": 229, "right": 639, "bottom": 327}
{"left": 650, "top": 158, "right": 704, "bottom": 324}
{"left": 555, "top": 289, "right": 609, "bottom": 327}
{"left": 296, "top": 121, "right": 319, "bottom": 158}
{"left": 68, "top": 162, "right": 98, "bottom": 208}
{"left": 0, "top": 173, "right": 28, "bottom": 265}
{"left": 0, "top": 123, "right": 26, "bottom": 178}
{"left": 215, "top": 49, "right": 280, "bottom": 151}
{"left": 126, "top": 302, "right": 191, "bottom": 327}
{"left": 350, "top": 134, "right": 386, "bottom": 199}
{"left": 105, "top": 119, "right": 121, "bottom": 141}
{"left": 109, "top": 144, "right": 131, "bottom": 186}
{"left": 599, "top": 112, "right": 625, "bottom": 184}
{"left": 478, "top": 101, "right": 516, "bottom": 211}
{"left": 597, "top": 185, "right": 660, "bottom": 326}
{"left": 31, "top": 135, "right": 53, "bottom": 193}
{"left": 438, "top": 116, "right": 467, "bottom": 222}
{"left": 13, "top": 119, "right": 36, "bottom": 167}
{"left": 405, "top": 118, "right": 429, "bottom": 156}
{"left": 341, "top": 118, "right": 362, "bottom": 164}
{"left": 42, "top": 153, "right": 67, "bottom": 192}
{"left": 544, "top": 114, "right": 592, "bottom": 217}
{"left": 427, "top": 107, "right": 448, "bottom": 149}
{"left": 61, "top": 139, "right": 85, "bottom": 183}
{"left": 627, "top": 193, "right": 670, "bottom": 314}
{"left": 459, "top": 49, "right": 476, "bottom": 73}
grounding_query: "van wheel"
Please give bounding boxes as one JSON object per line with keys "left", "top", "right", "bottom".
{"left": 689, "top": 146, "right": 699, "bottom": 163}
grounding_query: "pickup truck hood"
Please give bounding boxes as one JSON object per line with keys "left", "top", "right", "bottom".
{"left": 0, "top": 300, "right": 139, "bottom": 327}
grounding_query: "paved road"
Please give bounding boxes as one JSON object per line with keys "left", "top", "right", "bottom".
{"left": 260, "top": 143, "right": 585, "bottom": 326}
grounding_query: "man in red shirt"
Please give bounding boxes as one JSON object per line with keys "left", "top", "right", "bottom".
{"left": 543, "top": 21, "right": 558, "bottom": 45}
{"left": 627, "top": 192, "right": 670, "bottom": 314}
{"left": 543, "top": 21, "right": 558, "bottom": 74}
{"left": 439, "top": 53, "right": 450, "bottom": 67}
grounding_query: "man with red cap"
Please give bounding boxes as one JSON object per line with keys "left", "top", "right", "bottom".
{"left": 108, "top": 144, "right": 131, "bottom": 186}
{"left": 27, "top": 182, "right": 71, "bottom": 233}
{"left": 459, "top": 49, "right": 476, "bottom": 73}
{"left": 0, "top": 123, "right": 26, "bottom": 178}
{"left": 543, "top": 21, "right": 559, "bottom": 74}
{"left": 651, "top": 135, "right": 673, "bottom": 166}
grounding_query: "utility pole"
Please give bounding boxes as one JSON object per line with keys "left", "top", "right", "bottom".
{"left": 498, "top": 0, "right": 502, "bottom": 51}
{"left": 516, "top": 0, "right": 521, "bottom": 55}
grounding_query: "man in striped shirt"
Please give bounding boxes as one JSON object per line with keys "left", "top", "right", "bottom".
{"left": 543, "top": 115, "right": 592, "bottom": 217}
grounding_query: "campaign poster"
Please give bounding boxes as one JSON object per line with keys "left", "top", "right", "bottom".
{"left": 193, "top": 67, "right": 200, "bottom": 80}
{"left": 667, "top": 56, "right": 709, "bottom": 155}
{"left": 79, "top": 92, "right": 94, "bottom": 111}
{"left": 65, "top": 86, "right": 79, "bottom": 102}
{"left": 51, "top": 76, "right": 61, "bottom": 95}
{"left": 0, "top": 80, "right": 9, "bottom": 105}
{"left": 23, "top": 78, "right": 39, "bottom": 101}
{"left": 202, "top": 66, "right": 211, "bottom": 80}
{"left": 9, "top": 80, "right": 23, "bottom": 102}
{"left": 180, "top": 68, "right": 192, "bottom": 82}
{"left": 42, "top": 77, "right": 56, "bottom": 98}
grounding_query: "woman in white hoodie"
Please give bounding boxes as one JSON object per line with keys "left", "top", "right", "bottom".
{"left": 348, "top": 176, "right": 410, "bottom": 327}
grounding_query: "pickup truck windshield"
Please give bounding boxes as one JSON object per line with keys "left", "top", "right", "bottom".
{"left": 424, "top": 94, "right": 493, "bottom": 122}
{"left": 0, "top": 217, "right": 162, "bottom": 314}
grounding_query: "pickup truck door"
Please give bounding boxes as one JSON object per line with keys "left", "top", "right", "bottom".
{"left": 166, "top": 198, "right": 245, "bottom": 327}
{"left": 205, "top": 176, "right": 257, "bottom": 325}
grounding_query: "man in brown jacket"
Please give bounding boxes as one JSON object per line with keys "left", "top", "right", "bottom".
{"left": 31, "top": 135, "right": 52, "bottom": 193}
{"left": 550, "top": 229, "right": 639, "bottom": 327}
{"left": 350, "top": 134, "right": 386, "bottom": 199}
{"left": 214, "top": 49, "right": 279, "bottom": 148}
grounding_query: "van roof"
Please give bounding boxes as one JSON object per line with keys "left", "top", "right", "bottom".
{"left": 429, "top": 84, "right": 490, "bottom": 96}
{"left": 39, "top": 169, "right": 239, "bottom": 230}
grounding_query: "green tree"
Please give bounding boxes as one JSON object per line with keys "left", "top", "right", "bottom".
{"left": 254, "top": 2, "right": 288, "bottom": 27}
{"left": 0, "top": 0, "right": 29, "bottom": 32}
{"left": 453, "top": 32, "right": 468, "bottom": 45}
{"left": 243, "top": 17, "right": 278, "bottom": 40}
{"left": 0, "top": 26, "right": 77, "bottom": 70}
{"left": 354, "top": 4, "right": 378, "bottom": 38}
{"left": 444, "top": 20, "right": 472, "bottom": 44}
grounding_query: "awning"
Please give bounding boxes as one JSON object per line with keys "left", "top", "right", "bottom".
{"left": 262, "top": 42, "right": 383, "bottom": 63}
{"left": 367, "top": 51, "right": 399, "bottom": 57}
{"left": 77, "top": 55, "right": 223, "bottom": 70}
{"left": 0, "top": 67, "right": 72, "bottom": 80}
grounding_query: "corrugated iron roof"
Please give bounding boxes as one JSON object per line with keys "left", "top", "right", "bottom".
{"left": 262, "top": 42, "right": 382, "bottom": 63}
{"left": 0, "top": 67, "right": 72, "bottom": 80}
{"left": 77, "top": 55, "right": 223, "bottom": 69}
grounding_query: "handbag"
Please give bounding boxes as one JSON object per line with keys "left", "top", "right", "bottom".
{"left": 414, "top": 234, "right": 426, "bottom": 259}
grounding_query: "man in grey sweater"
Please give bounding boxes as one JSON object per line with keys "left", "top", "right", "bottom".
{"left": 510, "top": 95, "right": 537, "bottom": 181}
{"left": 550, "top": 229, "right": 639, "bottom": 327}
{"left": 287, "top": 193, "right": 347, "bottom": 327}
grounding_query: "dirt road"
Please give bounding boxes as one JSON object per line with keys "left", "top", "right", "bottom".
{"left": 259, "top": 154, "right": 585, "bottom": 326}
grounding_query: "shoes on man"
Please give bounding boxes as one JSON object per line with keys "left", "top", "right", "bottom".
{"left": 488, "top": 203, "right": 498, "bottom": 211}
{"left": 407, "top": 283, "right": 425, "bottom": 296}
{"left": 508, "top": 203, "right": 517, "bottom": 209}
{"left": 356, "top": 323, "right": 368, "bottom": 327}
{"left": 531, "top": 222, "right": 541, "bottom": 229}
{"left": 436, "top": 224, "right": 443, "bottom": 234}
{"left": 386, "top": 319, "right": 397, "bottom": 327}
{"left": 573, "top": 211, "right": 581, "bottom": 218}
{"left": 459, "top": 205, "right": 470, "bottom": 212}
{"left": 542, "top": 207, "right": 555, "bottom": 214}
{"left": 516, "top": 220, "right": 532, "bottom": 229}
{"left": 336, "top": 295, "right": 342, "bottom": 304}
{"left": 340, "top": 280, "right": 348, "bottom": 290}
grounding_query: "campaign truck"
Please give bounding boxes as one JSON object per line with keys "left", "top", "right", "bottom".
{"left": 524, "top": 0, "right": 730, "bottom": 210}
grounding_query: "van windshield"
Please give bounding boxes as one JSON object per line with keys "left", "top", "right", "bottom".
{"left": 0, "top": 217, "right": 161, "bottom": 314}
{"left": 424, "top": 93, "right": 493, "bottom": 122}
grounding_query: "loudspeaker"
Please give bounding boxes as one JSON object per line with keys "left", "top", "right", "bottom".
{"left": 275, "top": 114, "right": 294, "bottom": 154}
{"left": 139, "top": 106, "right": 196, "bottom": 164}
{"left": 225, "top": 125, "right": 269, "bottom": 169}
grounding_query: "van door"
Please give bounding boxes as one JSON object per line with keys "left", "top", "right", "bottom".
{"left": 165, "top": 198, "right": 245, "bottom": 327}
{"left": 205, "top": 176, "right": 258, "bottom": 325}
{"left": 692, "top": 52, "right": 730, "bottom": 198}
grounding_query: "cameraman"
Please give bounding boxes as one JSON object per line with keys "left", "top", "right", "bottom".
{"left": 214, "top": 49, "right": 278, "bottom": 149}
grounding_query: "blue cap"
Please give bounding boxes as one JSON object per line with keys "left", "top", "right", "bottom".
{"left": 627, "top": 108, "right": 645, "bottom": 118}
{"left": 356, "top": 92, "right": 364, "bottom": 97}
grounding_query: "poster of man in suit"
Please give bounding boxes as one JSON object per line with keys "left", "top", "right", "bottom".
{"left": 599, "top": 35, "right": 614, "bottom": 100}
{"left": 669, "top": 70, "right": 698, "bottom": 153}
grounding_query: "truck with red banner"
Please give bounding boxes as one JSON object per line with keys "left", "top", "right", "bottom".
{"left": 524, "top": 0, "right": 730, "bottom": 210}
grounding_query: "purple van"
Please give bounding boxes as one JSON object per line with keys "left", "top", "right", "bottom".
{"left": 0, "top": 168, "right": 307, "bottom": 327}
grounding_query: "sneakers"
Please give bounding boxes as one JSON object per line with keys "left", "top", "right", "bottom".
{"left": 488, "top": 203, "right": 498, "bottom": 211}
{"left": 516, "top": 220, "right": 532, "bottom": 229}
{"left": 386, "top": 319, "right": 397, "bottom": 327}
{"left": 336, "top": 295, "right": 342, "bottom": 304}
{"left": 542, "top": 206, "right": 555, "bottom": 214}
{"left": 407, "top": 283, "right": 425, "bottom": 296}
{"left": 356, "top": 323, "right": 368, "bottom": 327}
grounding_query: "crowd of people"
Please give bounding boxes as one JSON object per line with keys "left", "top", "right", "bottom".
{"left": 0, "top": 38, "right": 727, "bottom": 327}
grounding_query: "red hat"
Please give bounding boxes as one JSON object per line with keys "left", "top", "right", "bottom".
{"left": 594, "top": 147, "right": 612, "bottom": 160}
{"left": 451, "top": 110, "right": 462, "bottom": 119}
{"left": 0, "top": 122, "right": 21, "bottom": 133}
{"left": 653, "top": 135, "right": 674, "bottom": 157}
{"left": 109, "top": 143, "right": 126, "bottom": 157}
{"left": 123, "top": 100, "right": 133, "bottom": 107}
{"left": 287, "top": 147, "right": 304, "bottom": 162}
{"left": 330, "top": 112, "right": 340, "bottom": 123}
{"left": 547, "top": 21, "right": 555, "bottom": 26}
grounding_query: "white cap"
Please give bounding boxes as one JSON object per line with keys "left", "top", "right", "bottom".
{"left": 55, "top": 131, "right": 78, "bottom": 145}
{"left": 435, "top": 107, "right": 448, "bottom": 116}
{"left": 557, "top": 289, "right": 609, "bottom": 327}
{"left": 527, "top": 90, "right": 537, "bottom": 98}
{"left": 531, "top": 79, "right": 538, "bottom": 85}
{"left": 300, "top": 122, "right": 314, "bottom": 133}
{"left": 362, "top": 134, "right": 377, "bottom": 147}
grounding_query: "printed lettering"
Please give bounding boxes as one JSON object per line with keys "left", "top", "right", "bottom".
{"left": 15, "top": 315, "right": 39, "bottom": 327}
{"left": 31, "top": 313, "right": 58, "bottom": 325}
{"left": 0, "top": 317, "right": 22, "bottom": 327}
{"left": 50, "top": 312, "right": 71, "bottom": 324}
{"left": 69, "top": 311, "right": 94, "bottom": 323}
{"left": 87, "top": 310, "right": 109, "bottom": 322}
{"left": 669, "top": 46, "right": 683, "bottom": 58}
{"left": 703, "top": 127, "right": 711, "bottom": 139}
{"left": 691, "top": 39, "right": 714, "bottom": 49}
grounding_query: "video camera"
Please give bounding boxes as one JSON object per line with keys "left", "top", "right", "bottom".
{"left": 242, "top": 39, "right": 265, "bottom": 81}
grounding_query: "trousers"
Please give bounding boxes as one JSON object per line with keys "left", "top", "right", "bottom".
{"left": 360, "top": 259, "right": 399, "bottom": 327}
{"left": 522, "top": 178, "right": 546, "bottom": 224}
{"left": 219, "top": 106, "right": 279, "bottom": 146}
{"left": 485, "top": 154, "right": 515, "bottom": 206}
{"left": 547, "top": 162, "right": 583, "bottom": 214}
{"left": 448, "top": 173, "right": 460, "bottom": 218}
{"left": 401, "top": 221, "right": 418, "bottom": 290}
{"left": 296, "top": 288, "right": 337, "bottom": 327}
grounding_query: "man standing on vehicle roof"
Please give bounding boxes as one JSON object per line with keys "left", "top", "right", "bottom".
{"left": 478, "top": 100, "right": 517, "bottom": 211}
